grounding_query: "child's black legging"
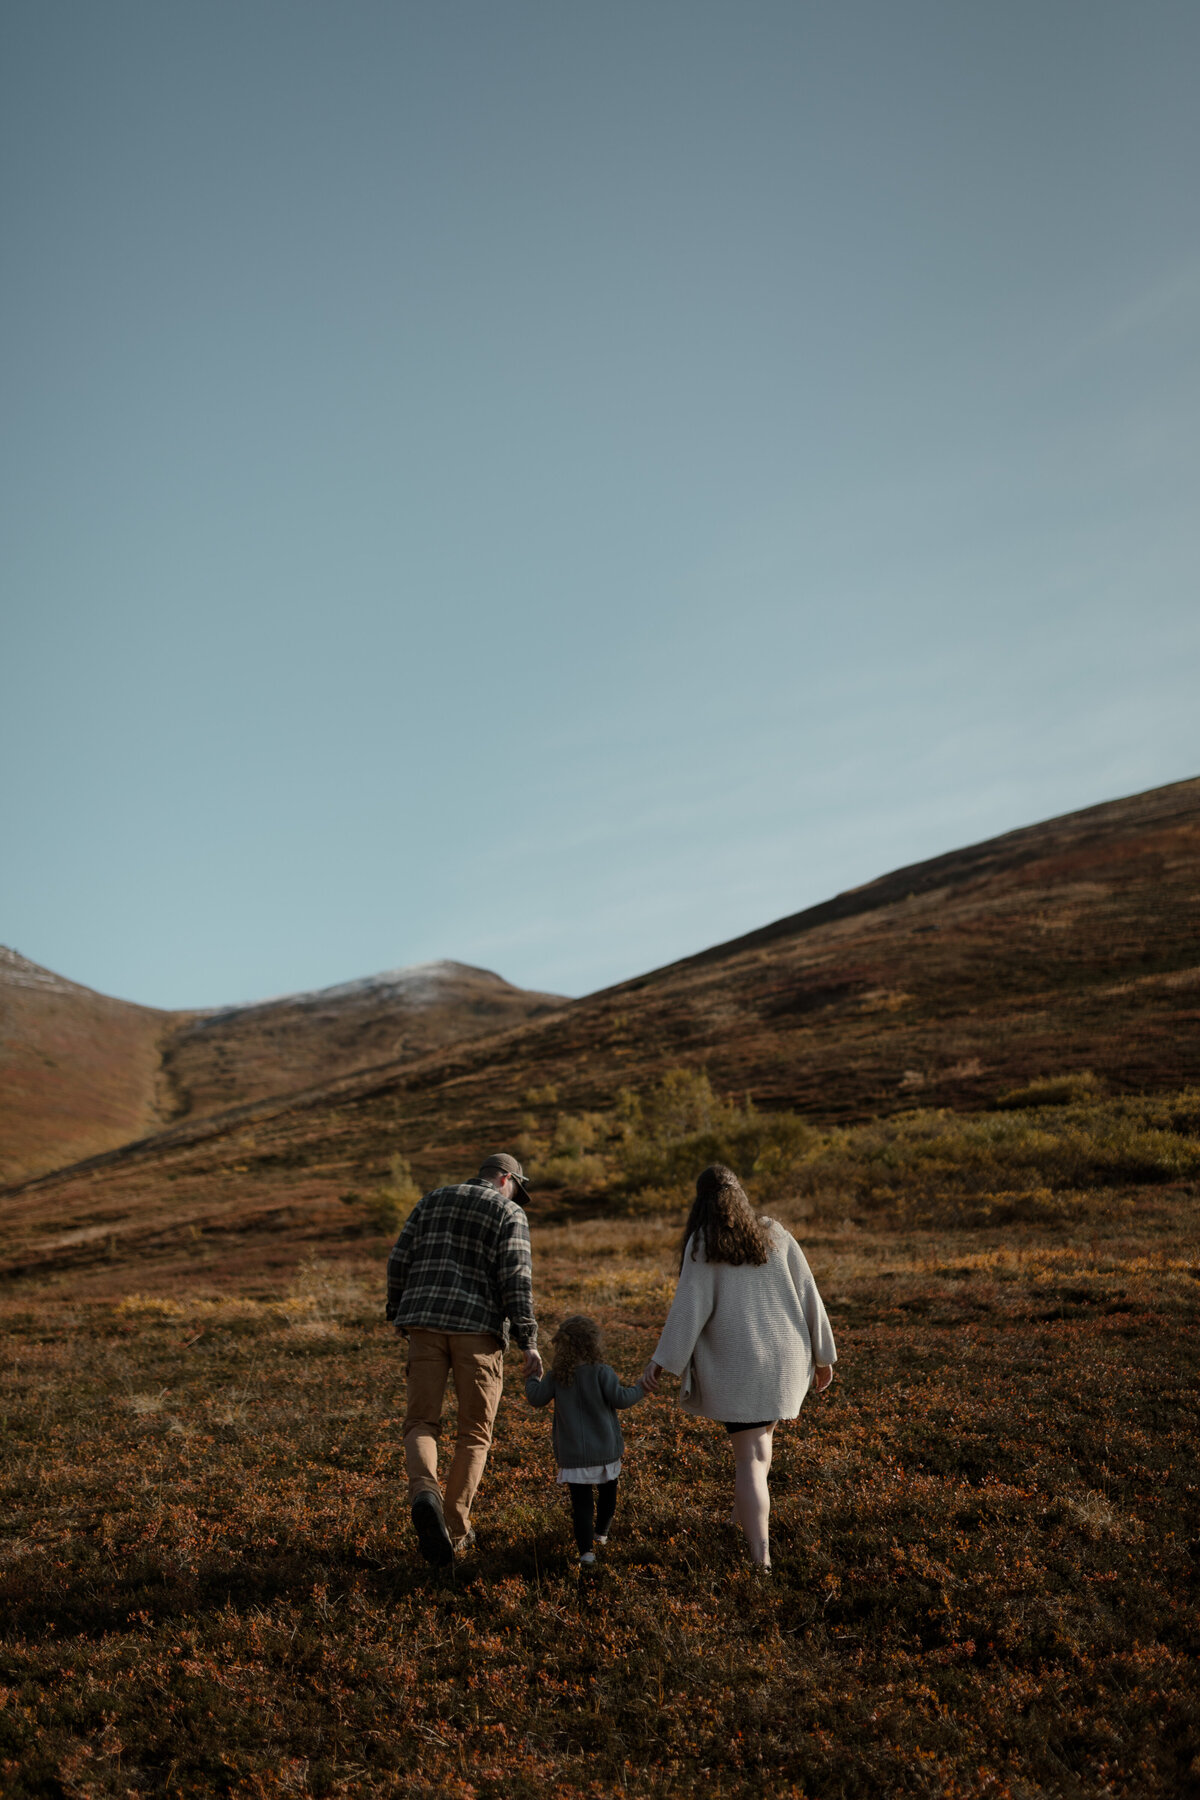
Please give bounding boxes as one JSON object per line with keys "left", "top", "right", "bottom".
{"left": 567, "top": 1478, "right": 618, "bottom": 1553}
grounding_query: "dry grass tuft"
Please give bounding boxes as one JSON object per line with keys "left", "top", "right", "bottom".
{"left": 279, "top": 1255, "right": 374, "bottom": 1334}
{"left": 116, "top": 1295, "right": 185, "bottom": 1319}
{"left": 127, "top": 1387, "right": 170, "bottom": 1415}
{"left": 1056, "top": 1490, "right": 1132, "bottom": 1541}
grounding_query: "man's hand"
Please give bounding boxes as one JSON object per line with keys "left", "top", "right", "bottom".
{"left": 522, "top": 1347, "right": 544, "bottom": 1380}
{"left": 641, "top": 1360, "right": 663, "bottom": 1394}
{"left": 813, "top": 1363, "right": 834, "bottom": 1393}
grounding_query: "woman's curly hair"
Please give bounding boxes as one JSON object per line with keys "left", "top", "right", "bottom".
{"left": 679, "top": 1164, "right": 773, "bottom": 1271}
{"left": 551, "top": 1314, "right": 605, "bottom": 1386}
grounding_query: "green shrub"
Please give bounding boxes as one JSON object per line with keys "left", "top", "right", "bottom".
{"left": 519, "top": 1069, "right": 1200, "bottom": 1227}
{"left": 994, "top": 1070, "right": 1105, "bottom": 1109}
{"left": 613, "top": 1070, "right": 816, "bottom": 1199}
{"left": 524, "top": 1083, "right": 560, "bottom": 1109}
{"left": 363, "top": 1155, "right": 423, "bottom": 1238}
{"left": 520, "top": 1067, "right": 815, "bottom": 1202}
{"left": 520, "top": 1107, "right": 613, "bottom": 1189}
{"left": 791, "top": 1092, "right": 1200, "bottom": 1223}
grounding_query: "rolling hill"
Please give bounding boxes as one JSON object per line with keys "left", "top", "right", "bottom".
{"left": 157, "top": 961, "right": 566, "bottom": 1123}
{"left": 0, "top": 954, "right": 564, "bottom": 1185}
{"left": 2, "top": 774, "right": 1197, "bottom": 1293}
{"left": 0, "top": 948, "right": 177, "bottom": 1186}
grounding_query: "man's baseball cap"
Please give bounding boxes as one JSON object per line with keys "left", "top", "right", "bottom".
{"left": 479, "top": 1152, "right": 531, "bottom": 1202}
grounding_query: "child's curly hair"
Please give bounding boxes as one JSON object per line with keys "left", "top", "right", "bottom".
{"left": 551, "top": 1315, "right": 604, "bottom": 1386}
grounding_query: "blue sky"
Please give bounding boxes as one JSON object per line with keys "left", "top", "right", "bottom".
{"left": 3, "top": 2, "right": 1197, "bottom": 1009}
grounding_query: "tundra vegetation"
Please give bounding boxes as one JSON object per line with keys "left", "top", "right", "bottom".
{"left": 1, "top": 1071, "right": 1198, "bottom": 1798}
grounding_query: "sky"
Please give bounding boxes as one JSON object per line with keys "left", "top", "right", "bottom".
{"left": 2, "top": 1, "right": 1198, "bottom": 1010}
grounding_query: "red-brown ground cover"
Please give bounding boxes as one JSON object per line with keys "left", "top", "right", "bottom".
{"left": 2, "top": 1165, "right": 1198, "bottom": 1798}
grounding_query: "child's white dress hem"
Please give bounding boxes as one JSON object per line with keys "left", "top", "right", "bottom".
{"left": 557, "top": 1459, "right": 622, "bottom": 1484}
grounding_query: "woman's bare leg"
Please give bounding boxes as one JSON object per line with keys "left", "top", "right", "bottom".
{"left": 730, "top": 1425, "right": 774, "bottom": 1565}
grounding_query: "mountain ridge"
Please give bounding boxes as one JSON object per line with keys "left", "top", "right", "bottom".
{"left": 3, "top": 774, "right": 1198, "bottom": 1296}
{"left": 0, "top": 951, "right": 565, "bottom": 1184}
{"left": 643, "top": 773, "right": 1200, "bottom": 978}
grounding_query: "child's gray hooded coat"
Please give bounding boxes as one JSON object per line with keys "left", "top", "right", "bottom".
{"left": 525, "top": 1362, "right": 644, "bottom": 1467}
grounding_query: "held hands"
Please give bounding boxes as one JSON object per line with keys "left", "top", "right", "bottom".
{"left": 641, "top": 1360, "right": 829, "bottom": 1395}
{"left": 522, "top": 1347, "right": 544, "bottom": 1380}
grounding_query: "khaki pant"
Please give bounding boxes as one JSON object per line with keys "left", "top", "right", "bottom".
{"left": 403, "top": 1328, "right": 505, "bottom": 1542}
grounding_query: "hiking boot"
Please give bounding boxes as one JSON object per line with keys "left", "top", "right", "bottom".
{"left": 412, "top": 1492, "right": 454, "bottom": 1568}
{"left": 451, "top": 1528, "right": 476, "bottom": 1556}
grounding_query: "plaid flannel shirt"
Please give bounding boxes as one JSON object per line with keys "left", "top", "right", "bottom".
{"left": 385, "top": 1179, "right": 537, "bottom": 1351}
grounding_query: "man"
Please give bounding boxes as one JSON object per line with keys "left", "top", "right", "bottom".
{"left": 386, "top": 1152, "right": 542, "bottom": 1567}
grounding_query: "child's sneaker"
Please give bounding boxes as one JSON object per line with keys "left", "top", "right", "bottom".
{"left": 594, "top": 1535, "right": 608, "bottom": 1547}
{"left": 580, "top": 1551, "right": 596, "bottom": 1565}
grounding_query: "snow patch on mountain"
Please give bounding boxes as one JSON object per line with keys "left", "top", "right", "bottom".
{"left": 287, "top": 960, "right": 484, "bottom": 1008}
{"left": 0, "top": 947, "right": 82, "bottom": 995}
{"left": 190, "top": 960, "right": 498, "bottom": 1024}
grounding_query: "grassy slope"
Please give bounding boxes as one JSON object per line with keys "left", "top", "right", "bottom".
{"left": 159, "top": 965, "right": 566, "bottom": 1125}
{"left": 1, "top": 1180, "right": 1197, "bottom": 1798}
{"left": 0, "top": 950, "right": 175, "bottom": 1186}
{"left": 3, "top": 775, "right": 1198, "bottom": 1289}
{"left": 0, "top": 955, "right": 564, "bottom": 1188}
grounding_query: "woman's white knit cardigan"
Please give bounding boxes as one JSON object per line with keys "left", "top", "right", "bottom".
{"left": 651, "top": 1222, "right": 837, "bottom": 1422}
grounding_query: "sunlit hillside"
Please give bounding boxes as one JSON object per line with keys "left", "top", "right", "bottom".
{"left": 0, "top": 954, "right": 564, "bottom": 1185}
{"left": 0, "top": 948, "right": 175, "bottom": 1185}
{"left": 3, "top": 775, "right": 1197, "bottom": 1295}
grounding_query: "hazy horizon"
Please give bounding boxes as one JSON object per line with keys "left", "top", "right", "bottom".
{"left": 5, "top": 770, "right": 1197, "bottom": 1013}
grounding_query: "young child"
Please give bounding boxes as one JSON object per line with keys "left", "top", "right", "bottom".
{"left": 525, "top": 1315, "right": 647, "bottom": 1566}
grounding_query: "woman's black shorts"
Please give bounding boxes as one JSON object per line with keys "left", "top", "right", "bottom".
{"left": 722, "top": 1420, "right": 776, "bottom": 1435}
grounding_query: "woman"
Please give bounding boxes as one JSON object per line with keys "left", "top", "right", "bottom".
{"left": 642, "top": 1163, "right": 836, "bottom": 1571}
